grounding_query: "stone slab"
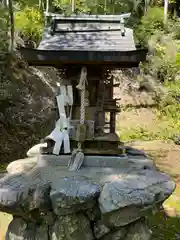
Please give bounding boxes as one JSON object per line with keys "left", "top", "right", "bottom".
{"left": 99, "top": 169, "right": 175, "bottom": 214}
{"left": 50, "top": 176, "right": 101, "bottom": 215}
{"left": 6, "top": 153, "right": 155, "bottom": 177}
{"left": 37, "top": 154, "right": 155, "bottom": 170}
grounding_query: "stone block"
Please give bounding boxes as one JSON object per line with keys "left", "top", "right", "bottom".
{"left": 50, "top": 213, "right": 93, "bottom": 240}
{"left": 50, "top": 176, "right": 101, "bottom": 215}
{"left": 5, "top": 217, "right": 49, "bottom": 240}
{"left": 94, "top": 221, "right": 110, "bottom": 239}
{"left": 124, "top": 219, "right": 152, "bottom": 240}
{"left": 100, "top": 228, "right": 127, "bottom": 240}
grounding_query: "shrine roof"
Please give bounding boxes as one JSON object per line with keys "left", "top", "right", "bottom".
{"left": 38, "top": 15, "right": 136, "bottom": 52}
{"left": 20, "top": 13, "right": 147, "bottom": 67}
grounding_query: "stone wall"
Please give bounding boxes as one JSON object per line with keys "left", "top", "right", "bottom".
{"left": 7, "top": 215, "right": 152, "bottom": 240}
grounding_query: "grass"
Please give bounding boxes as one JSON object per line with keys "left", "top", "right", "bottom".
{"left": 149, "top": 211, "right": 180, "bottom": 240}
{"left": 149, "top": 183, "right": 180, "bottom": 240}
{"left": 118, "top": 119, "right": 180, "bottom": 143}
{"left": 0, "top": 163, "right": 8, "bottom": 172}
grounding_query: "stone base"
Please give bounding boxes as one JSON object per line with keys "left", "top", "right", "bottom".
{"left": 6, "top": 216, "right": 152, "bottom": 240}
{"left": 1, "top": 152, "right": 175, "bottom": 240}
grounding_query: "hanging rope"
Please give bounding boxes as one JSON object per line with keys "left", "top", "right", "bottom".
{"left": 68, "top": 66, "right": 87, "bottom": 171}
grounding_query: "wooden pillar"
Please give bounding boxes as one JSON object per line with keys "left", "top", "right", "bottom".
{"left": 94, "top": 68, "right": 105, "bottom": 133}
{"left": 110, "top": 112, "right": 116, "bottom": 133}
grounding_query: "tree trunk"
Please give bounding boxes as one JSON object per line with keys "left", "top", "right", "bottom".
{"left": 7, "top": 0, "right": 14, "bottom": 53}
{"left": 164, "top": 0, "right": 169, "bottom": 25}
{"left": 144, "top": 0, "right": 148, "bottom": 15}
{"left": 72, "top": 0, "right": 76, "bottom": 13}
{"left": 39, "top": 0, "right": 44, "bottom": 11}
{"left": 45, "top": 0, "right": 49, "bottom": 13}
{"left": 176, "top": 0, "right": 180, "bottom": 17}
{"left": 45, "top": 0, "right": 52, "bottom": 13}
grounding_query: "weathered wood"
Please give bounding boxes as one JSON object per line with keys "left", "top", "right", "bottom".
{"left": 20, "top": 48, "right": 147, "bottom": 67}
{"left": 76, "top": 124, "right": 87, "bottom": 142}
{"left": 45, "top": 13, "right": 131, "bottom": 22}
{"left": 53, "top": 23, "right": 124, "bottom": 33}
{"left": 69, "top": 120, "right": 94, "bottom": 140}
{"left": 83, "top": 148, "right": 124, "bottom": 155}
{"left": 110, "top": 112, "right": 116, "bottom": 133}
{"left": 94, "top": 71, "right": 105, "bottom": 132}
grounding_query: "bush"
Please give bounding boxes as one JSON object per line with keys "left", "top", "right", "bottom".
{"left": 134, "top": 7, "right": 165, "bottom": 47}
{"left": 15, "top": 7, "right": 44, "bottom": 43}
{"left": 158, "top": 80, "right": 180, "bottom": 120}
{"left": 140, "top": 32, "right": 180, "bottom": 84}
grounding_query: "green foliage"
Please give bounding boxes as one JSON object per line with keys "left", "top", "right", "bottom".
{"left": 0, "top": 5, "right": 8, "bottom": 51}
{"left": 139, "top": 30, "right": 180, "bottom": 85}
{"left": 119, "top": 126, "right": 159, "bottom": 141}
{"left": 149, "top": 211, "right": 180, "bottom": 240}
{"left": 135, "top": 7, "right": 165, "bottom": 47}
{"left": 119, "top": 118, "right": 180, "bottom": 142}
{"left": 171, "top": 19, "right": 180, "bottom": 40}
{"left": 158, "top": 80, "right": 180, "bottom": 121}
{"left": 176, "top": 53, "right": 180, "bottom": 66}
{"left": 53, "top": 0, "right": 91, "bottom": 14}
{"left": 15, "top": 7, "right": 44, "bottom": 42}
{"left": 52, "top": 0, "right": 133, "bottom": 14}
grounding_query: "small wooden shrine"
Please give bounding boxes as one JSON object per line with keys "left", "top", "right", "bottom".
{"left": 20, "top": 13, "right": 147, "bottom": 157}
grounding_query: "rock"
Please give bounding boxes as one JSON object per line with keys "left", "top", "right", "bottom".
{"left": 35, "top": 223, "right": 49, "bottom": 240}
{"left": 50, "top": 176, "right": 101, "bottom": 215}
{"left": 174, "top": 134, "right": 180, "bottom": 145}
{"left": 0, "top": 60, "right": 57, "bottom": 164}
{"left": 27, "top": 183, "right": 52, "bottom": 211}
{"left": 101, "top": 205, "right": 154, "bottom": 228}
{"left": 101, "top": 228, "right": 127, "bottom": 240}
{"left": 27, "top": 143, "right": 47, "bottom": 157}
{"left": 6, "top": 217, "right": 49, "bottom": 240}
{"left": 124, "top": 219, "right": 152, "bottom": 240}
{"left": 6, "top": 217, "right": 35, "bottom": 240}
{"left": 0, "top": 168, "right": 43, "bottom": 214}
{"left": 50, "top": 213, "right": 93, "bottom": 240}
{"left": 99, "top": 169, "right": 175, "bottom": 227}
{"left": 125, "top": 147, "right": 148, "bottom": 157}
{"left": 40, "top": 211, "right": 56, "bottom": 225}
{"left": 6, "top": 157, "right": 37, "bottom": 174}
{"left": 86, "top": 205, "right": 101, "bottom": 221}
{"left": 99, "top": 169, "right": 175, "bottom": 213}
{"left": 94, "top": 221, "right": 110, "bottom": 239}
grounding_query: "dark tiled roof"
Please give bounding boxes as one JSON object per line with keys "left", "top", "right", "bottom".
{"left": 38, "top": 18, "right": 136, "bottom": 51}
